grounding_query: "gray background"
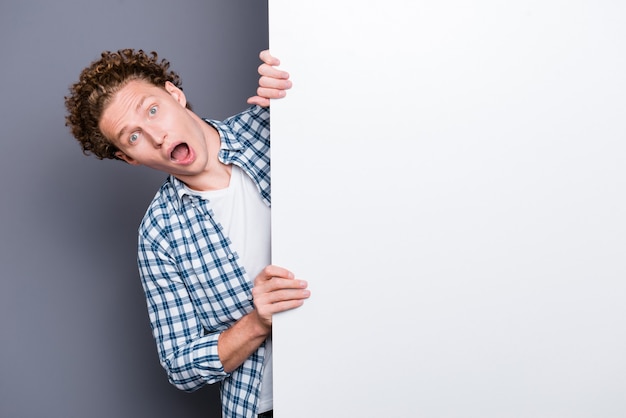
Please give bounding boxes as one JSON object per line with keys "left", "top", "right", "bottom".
{"left": 0, "top": 1, "right": 268, "bottom": 417}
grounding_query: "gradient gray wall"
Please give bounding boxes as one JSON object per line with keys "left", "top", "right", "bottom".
{"left": 0, "top": 1, "right": 267, "bottom": 417}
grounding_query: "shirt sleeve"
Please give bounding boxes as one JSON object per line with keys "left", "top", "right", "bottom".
{"left": 137, "top": 207, "right": 229, "bottom": 391}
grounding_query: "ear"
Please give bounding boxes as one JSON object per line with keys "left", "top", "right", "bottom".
{"left": 164, "top": 81, "right": 187, "bottom": 108}
{"left": 115, "top": 151, "right": 141, "bottom": 166}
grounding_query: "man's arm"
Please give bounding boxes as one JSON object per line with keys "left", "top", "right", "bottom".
{"left": 247, "top": 50, "right": 293, "bottom": 107}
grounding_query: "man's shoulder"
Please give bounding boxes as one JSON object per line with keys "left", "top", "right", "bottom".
{"left": 139, "top": 176, "right": 180, "bottom": 231}
{"left": 219, "top": 106, "right": 270, "bottom": 139}
{"left": 224, "top": 104, "right": 270, "bottom": 123}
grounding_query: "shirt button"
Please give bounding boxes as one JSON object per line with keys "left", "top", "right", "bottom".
{"left": 227, "top": 253, "right": 234, "bottom": 260}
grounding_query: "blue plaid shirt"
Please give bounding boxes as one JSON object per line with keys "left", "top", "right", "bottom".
{"left": 137, "top": 105, "right": 271, "bottom": 418}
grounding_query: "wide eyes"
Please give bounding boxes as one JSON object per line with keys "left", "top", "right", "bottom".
{"left": 126, "top": 105, "right": 158, "bottom": 145}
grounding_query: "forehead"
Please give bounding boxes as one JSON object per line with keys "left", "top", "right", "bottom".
{"left": 107, "top": 79, "right": 163, "bottom": 111}
{"left": 99, "top": 79, "right": 165, "bottom": 141}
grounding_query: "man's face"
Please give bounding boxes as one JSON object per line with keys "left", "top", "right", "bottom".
{"left": 99, "top": 79, "right": 211, "bottom": 178}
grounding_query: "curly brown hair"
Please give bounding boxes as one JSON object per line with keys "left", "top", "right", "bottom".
{"left": 64, "top": 49, "right": 189, "bottom": 160}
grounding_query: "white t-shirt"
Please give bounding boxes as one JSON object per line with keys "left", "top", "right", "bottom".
{"left": 185, "top": 165, "right": 273, "bottom": 413}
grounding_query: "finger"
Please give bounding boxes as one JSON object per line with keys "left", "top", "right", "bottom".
{"left": 252, "top": 288, "right": 310, "bottom": 313}
{"left": 255, "top": 87, "right": 287, "bottom": 100}
{"left": 246, "top": 86, "right": 289, "bottom": 108}
{"left": 256, "top": 265, "right": 295, "bottom": 283}
{"left": 267, "top": 299, "right": 307, "bottom": 314}
{"left": 252, "top": 275, "right": 307, "bottom": 302}
{"left": 253, "top": 285, "right": 309, "bottom": 301}
{"left": 258, "top": 63, "right": 290, "bottom": 80}
{"left": 258, "top": 75, "right": 292, "bottom": 90}
{"left": 259, "top": 49, "right": 280, "bottom": 66}
{"left": 253, "top": 278, "right": 308, "bottom": 299}
{"left": 253, "top": 298, "right": 305, "bottom": 325}
{"left": 271, "top": 287, "right": 310, "bottom": 302}
{"left": 246, "top": 96, "right": 271, "bottom": 108}
{"left": 267, "top": 277, "right": 308, "bottom": 291}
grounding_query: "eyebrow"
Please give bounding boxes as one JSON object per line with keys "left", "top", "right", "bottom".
{"left": 114, "top": 96, "right": 148, "bottom": 141}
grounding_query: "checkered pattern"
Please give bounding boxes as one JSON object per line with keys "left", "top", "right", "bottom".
{"left": 137, "top": 106, "right": 271, "bottom": 417}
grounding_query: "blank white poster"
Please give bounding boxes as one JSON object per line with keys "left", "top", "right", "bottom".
{"left": 269, "top": 2, "right": 626, "bottom": 417}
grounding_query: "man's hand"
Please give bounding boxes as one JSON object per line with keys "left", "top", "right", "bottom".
{"left": 251, "top": 265, "right": 310, "bottom": 331}
{"left": 247, "top": 50, "right": 293, "bottom": 107}
{"left": 217, "top": 265, "right": 309, "bottom": 372}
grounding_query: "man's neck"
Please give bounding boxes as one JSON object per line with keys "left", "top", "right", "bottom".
{"left": 175, "top": 115, "right": 232, "bottom": 192}
{"left": 182, "top": 162, "right": 232, "bottom": 192}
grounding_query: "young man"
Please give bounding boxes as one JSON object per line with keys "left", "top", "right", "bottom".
{"left": 65, "top": 49, "right": 310, "bottom": 418}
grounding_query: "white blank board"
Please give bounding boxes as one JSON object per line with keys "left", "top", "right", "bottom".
{"left": 269, "top": 2, "right": 626, "bottom": 417}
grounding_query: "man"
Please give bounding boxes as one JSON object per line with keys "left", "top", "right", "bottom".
{"left": 65, "top": 49, "right": 310, "bottom": 418}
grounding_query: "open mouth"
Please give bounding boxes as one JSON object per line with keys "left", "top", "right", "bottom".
{"left": 170, "top": 143, "right": 190, "bottom": 162}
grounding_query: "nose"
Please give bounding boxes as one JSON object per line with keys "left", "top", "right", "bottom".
{"left": 145, "top": 126, "right": 166, "bottom": 148}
